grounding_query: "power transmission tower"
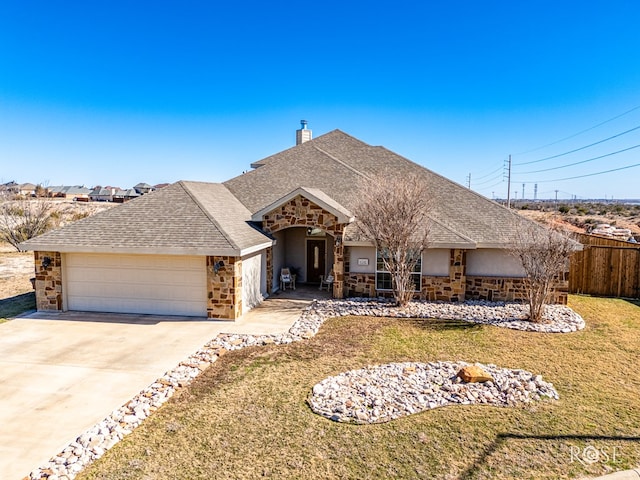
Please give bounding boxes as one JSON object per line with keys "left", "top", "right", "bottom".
{"left": 522, "top": 183, "right": 525, "bottom": 201}
{"left": 534, "top": 183, "right": 538, "bottom": 201}
{"left": 466, "top": 173, "right": 471, "bottom": 189}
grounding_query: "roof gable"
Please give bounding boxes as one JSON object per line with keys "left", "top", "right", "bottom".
{"left": 251, "top": 187, "right": 353, "bottom": 224}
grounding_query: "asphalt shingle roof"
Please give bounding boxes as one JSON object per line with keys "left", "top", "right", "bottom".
{"left": 226, "top": 130, "right": 532, "bottom": 248}
{"left": 21, "top": 181, "right": 272, "bottom": 255}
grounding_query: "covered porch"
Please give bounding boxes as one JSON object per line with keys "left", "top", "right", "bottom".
{"left": 252, "top": 187, "right": 352, "bottom": 299}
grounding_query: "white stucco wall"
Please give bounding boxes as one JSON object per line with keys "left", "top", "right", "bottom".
{"left": 348, "top": 247, "right": 450, "bottom": 276}
{"left": 423, "top": 249, "right": 450, "bottom": 276}
{"left": 284, "top": 228, "right": 306, "bottom": 279}
{"left": 466, "top": 249, "right": 525, "bottom": 277}
{"left": 242, "top": 251, "right": 264, "bottom": 312}
{"left": 349, "top": 246, "right": 376, "bottom": 273}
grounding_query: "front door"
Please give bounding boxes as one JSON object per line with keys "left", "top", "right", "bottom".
{"left": 306, "top": 239, "right": 326, "bottom": 283}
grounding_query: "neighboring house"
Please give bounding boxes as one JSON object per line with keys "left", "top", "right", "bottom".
{"left": 21, "top": 124, "right": 569, "bottom": 320}
{"left": 133, "top": 183, "right": 155, "bottom": 195}
{"left": 89, "top": 187, "right": 115, "bottom": 202}
{"left": 112, "top": 188, "right": 140, "bottom": 203}
{"left": 47, "top": 186, "right": 91, "bottom": 199}
{"left": 0, "top": 181, "right": 19, "bottom": 195}
{"left": 17, "top": 183, "right": 37, "bottom": 196}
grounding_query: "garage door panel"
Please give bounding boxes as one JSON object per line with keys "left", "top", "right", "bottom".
{"left": 65, "top": 253, "right": 207, "bottom": 317}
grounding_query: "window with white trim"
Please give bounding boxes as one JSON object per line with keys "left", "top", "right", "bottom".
{"left": 375, "top": 249, "right": 422, "bottom": 291}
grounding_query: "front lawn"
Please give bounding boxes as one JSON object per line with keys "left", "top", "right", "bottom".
{"left": 79, "top": 296, "right": 640, "bottom": 479}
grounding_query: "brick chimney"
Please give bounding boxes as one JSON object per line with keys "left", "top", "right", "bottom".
{"left": 296, "top": 120, "right": 312, "bottom": 145}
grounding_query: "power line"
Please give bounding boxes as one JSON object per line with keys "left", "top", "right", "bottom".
{"left": 472, "top": 171, "right": 504, "bottom": 186}
{"left": 513, "top": 104, "right": 640, "bottom": 156}
{"left": 516, "top": 143, "right": 640, "bottom": 174}
{"left": 472, "top": 163, "right": 504, "bottom": 180}
{"left": 513, "top": 124, "right": 640, "bottom": 166}
{"left": 518, "top": 161, "right": 640, "bottom": 184}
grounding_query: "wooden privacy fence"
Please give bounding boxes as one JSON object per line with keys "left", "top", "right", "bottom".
{"left": 569, "top": 234, "right": 640, "bottom": 298}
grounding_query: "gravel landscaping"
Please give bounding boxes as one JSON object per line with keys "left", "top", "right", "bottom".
{"left": 28, "top": 298, "right": 584, "bottom": 480}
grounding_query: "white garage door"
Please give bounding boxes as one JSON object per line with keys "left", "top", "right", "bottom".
{"left": 65, "top": 253, "right": 207, "bottom": 317}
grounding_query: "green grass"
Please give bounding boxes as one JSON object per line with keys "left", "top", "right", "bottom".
{"left": 79, "top": 296, "right": 640, "bottom": 479}
{"left": 0, "top": 291, "right": 35, "bottom": 322}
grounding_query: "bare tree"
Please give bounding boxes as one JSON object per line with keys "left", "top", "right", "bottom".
{"left": 353, "top": 175, "right": 432, "bottom": 306}
{"left": 0, "top": 189, "right": 54, "bottom": 251}
{"left": 509, "top": 222, "right": 578, "bottom": 322}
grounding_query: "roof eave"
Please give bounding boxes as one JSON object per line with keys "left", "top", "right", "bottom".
{"left": 19, "top": 243, "right": 273, "bottom": 257}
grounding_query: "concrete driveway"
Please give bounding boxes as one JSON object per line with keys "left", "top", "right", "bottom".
{"left": 0, "top": 296, "right": 310, "bottom": 479}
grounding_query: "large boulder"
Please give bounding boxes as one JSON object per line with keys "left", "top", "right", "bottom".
{"left": 457, "top": 365, "right": 493, "bottom": 383}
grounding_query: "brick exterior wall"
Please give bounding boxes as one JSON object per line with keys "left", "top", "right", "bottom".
{"left": 34, "top": 251, "right": 63, "bottom": 311}
{"left": 261, "top": 194, "right": 347, "bottom": 298}
{"left": 206, "top": 255, "right": 242, "bottom": 319}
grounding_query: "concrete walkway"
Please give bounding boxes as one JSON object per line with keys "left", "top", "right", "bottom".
{"left": 0, "top": 288, "right": 320, "bottom": 480}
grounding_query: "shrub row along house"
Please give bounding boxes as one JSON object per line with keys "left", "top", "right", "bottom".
{"left": 21, "top": 124, "right": 569, "bottom": 319}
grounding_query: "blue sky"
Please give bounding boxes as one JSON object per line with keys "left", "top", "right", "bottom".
{"left": 1, "top": 1, "right": 639, "bottom": 200}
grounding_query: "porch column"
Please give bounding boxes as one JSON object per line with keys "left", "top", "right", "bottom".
{"left": 207, "top": 256, "right": 243, "bottom": 320}
{"left": 34, "top": 251, "right": 63, "bottom": 311}
{"left": 449, "top": 249, "right": 467, "bottom": 302}
{"left": 266, "top": 247, "right": 273, "bottom": 295}
{"left": 333, "top": 237, "right": 345, "bottom": 299}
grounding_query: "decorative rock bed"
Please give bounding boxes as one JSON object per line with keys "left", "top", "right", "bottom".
{"left": 308, "top": 361, "right": 559, "bottom": 424}
{"left": 28, "top": 299, "right": 583, "bottom": 479}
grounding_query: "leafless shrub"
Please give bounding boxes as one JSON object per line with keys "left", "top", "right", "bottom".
{"left": 0, "top": 191, "right": 54, "bottom": 251}
{"left": 353, "top": 175, "right": 432, "bottom": 306}
{"left": 509, "top": 222, "right": 578, "bottom": 322}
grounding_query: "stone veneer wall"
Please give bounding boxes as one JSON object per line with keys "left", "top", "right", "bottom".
{"left": 206, "top": 256, "right": 242, "bottom": 320}
{"left": 344, "top": 243, "right": 569, "bottom": 305}
{"left": 465, "top": 274, "right": 568, "bottom": 305}
{"left": 265, "top": 247, "right": 273, "bottom": 295}
{"left": 34, "top": 251, "right": 63, "bottom": 311}
{"left": 261, "top": 194, "right": 347, "bottom": 298}
{"left": 346, "top": 273, "right": 376, "bottom": 297}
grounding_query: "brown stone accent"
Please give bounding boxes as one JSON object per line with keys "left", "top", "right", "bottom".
{"left": 420, "top": 249, "right": 467, "bottom": 302}
{"left": 457, "top": 365, "right": 494, "bottom": 383}
{"left": 464, "top": 276, "right": 527, "bottom": 302}
{"left": 206, "top": 256, "right": 242, "bottom": 320}
{"left": 34, "top": 251, "right": 63, "bottom": 311}
{"left": 421, "top": 276, "right": 457, "bottom": 301}
{"left": 346, "top": 273, "right": 376, "bottom": 297}
{"left": 333, "top": 240, "right": 345, "bottom": 299}
{"left": 464, "top": 269, "right": 568, "bottom": 305}
{"left": 261, "top": 194, "right": 347, "bottom": 298}
{"left": 262, "top": 195, "right": 345, "bottom": 237}
{"left": 266, "top": 246, "right": 273, "bottom": 295}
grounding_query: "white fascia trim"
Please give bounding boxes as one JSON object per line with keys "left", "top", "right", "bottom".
{"left": 430, "top": 242, "right": 477, "bottom": 249}
{"left": 239, "top": 241, "right": 274, "bottom": 257}
{"left": 22, "top": 245, "right": 242, "bottom": 256}
{"left": 343, "top": 240, "right": 374, "bottom": 247}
